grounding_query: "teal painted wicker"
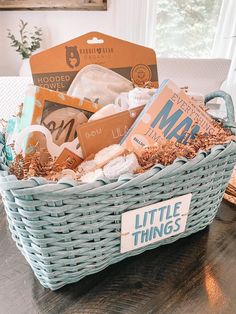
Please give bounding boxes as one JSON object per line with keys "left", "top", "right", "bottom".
{"left": 0, "top": 91, "right": 236, "bottom": 290}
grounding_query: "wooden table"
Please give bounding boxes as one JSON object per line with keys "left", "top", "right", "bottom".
{"left": 0, "top": 200, "right": 235, "bottom": 314}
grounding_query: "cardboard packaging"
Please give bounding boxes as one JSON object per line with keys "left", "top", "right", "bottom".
{"left": 19, "top": 85, "right": 102, "bottom": 154}
{"left": 77, "top": 105, "right": 144, "bottom": 158}
{"left": 55, "top": 148, "right": 83, "bottom": 169}
{"left": 120, "top": 80, "right": 223, "bottom": 152}
{"left": 30, "top": 32, "right": 158, "bottom": 92}
{"left": 5, "top": 116, "right": 20, "bottom": 161}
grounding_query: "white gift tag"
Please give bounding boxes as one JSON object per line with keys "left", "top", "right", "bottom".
{"left": 120, "top": 194, "right": 192, "bottom": 253}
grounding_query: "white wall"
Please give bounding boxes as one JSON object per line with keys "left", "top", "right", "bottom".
{"left": 0, "top": 0, "right": 153, "bottom": 76}
{"left": 0, "top": 0, "right": 117, "bottom": 76}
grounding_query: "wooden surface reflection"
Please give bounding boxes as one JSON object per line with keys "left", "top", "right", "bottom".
{"left": 0, "top": 200, "right": 235, "bottom": 314}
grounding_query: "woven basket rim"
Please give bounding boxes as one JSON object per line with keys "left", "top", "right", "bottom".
{"left": 0, "top": 140, "right": 236, "bottom": 195}
{"left": 0, "top": 109, "right": 236, "bottom": 193}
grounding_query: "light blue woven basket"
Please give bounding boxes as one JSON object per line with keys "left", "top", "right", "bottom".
{"left": 0, "top": 91, "right": 236, "bottom": 290}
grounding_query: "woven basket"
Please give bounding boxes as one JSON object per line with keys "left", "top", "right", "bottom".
{"left": 0, "top": 91, "right": 236, "bottom": 290}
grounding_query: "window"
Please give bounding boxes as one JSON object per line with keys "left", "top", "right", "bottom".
{"left": 155, "top": 0, "right": 223, "bottom": 57}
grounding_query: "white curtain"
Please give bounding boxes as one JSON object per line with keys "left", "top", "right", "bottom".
{"left": 113, "top": 0, "right": 156, "bottom": 46}
{"left": 212, "top": 0, "right": 236, "bottom": 117}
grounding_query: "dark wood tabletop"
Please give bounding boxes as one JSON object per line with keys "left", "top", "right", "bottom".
{"left": 0, "top": 199, "right": 235, "bottom": 314}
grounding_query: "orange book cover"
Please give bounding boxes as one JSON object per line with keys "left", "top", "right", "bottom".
{"left": 120, "top": 80, "right": 222, "bottom": 152}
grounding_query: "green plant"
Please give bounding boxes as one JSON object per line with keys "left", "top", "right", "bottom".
{"left": 7, "top": 19, "right": 42, "bottom": 59}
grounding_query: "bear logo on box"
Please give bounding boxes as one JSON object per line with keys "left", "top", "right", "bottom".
{"left": 65, "top": 46, "right": 80, "bottom": 69}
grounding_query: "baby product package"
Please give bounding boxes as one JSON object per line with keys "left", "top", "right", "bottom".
{"left": 30, "top": 32, "right": 158, "bottom": 94}
{"left": 19, "top": 85, "right": 102, "bottom": 155}
{"left": 55, "top": 148, "right": 83, "bottom": 169}
{"left": 5, "top": 116, "right": 20, "bottom": 161}
{"left": 121, "top": 80, "right": 224, "bottom": 152}
{"left": 77, "top": 105, "right": 144, "bottom": 158}
{"left": 67, "top": 64, "right": 134, "bottom": 106}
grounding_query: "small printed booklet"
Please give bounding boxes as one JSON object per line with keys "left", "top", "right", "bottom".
{"left": 121, "top": 79, "right": 222, "bottom": 152}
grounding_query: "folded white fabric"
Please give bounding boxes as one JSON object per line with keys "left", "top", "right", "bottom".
{"left": 76, "top": 144, "right": 128, "bottom": 182}
{"left": 67, "top": 64, "right": 133, "bottom": 106}
{"left": 77, "top": 159, "right": 97, "bottom": 175}
{"left": 60, "top": 169, "right": 76, "bottom": 180}
{"left": 88, "top": 103, "right": 124, "bottom": 122}
{"left": 80, "top": 168, "right": 104, "bottom": 183}
{"left": 115, "top": 87, "right": 156, "bottom": 109}
{"left": 128, "top": 87, "right": 156, "bottom": 108}
{"left": 94, "top": 144, "right": 125, "bottom": 168}
{"left": 103, "top": 153, "right": 140, "bottom": 180}
{"left": 88, "top": 87, "right": 157, "bottom": 122}
{"left": 187, "top": 92, "right": 204, "bottom": 106}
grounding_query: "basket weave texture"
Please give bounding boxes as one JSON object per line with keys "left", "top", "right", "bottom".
{"left": 0, "top": 91, "right": 236, "bottom": 290}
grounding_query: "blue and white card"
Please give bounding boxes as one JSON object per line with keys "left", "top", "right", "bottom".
{"left": 120, "top": 194, "right": 192, "bottom": 253}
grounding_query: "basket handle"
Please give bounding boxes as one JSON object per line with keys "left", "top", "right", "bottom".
{"left": 204, "top": 91, "right": 235, "bottom": 123}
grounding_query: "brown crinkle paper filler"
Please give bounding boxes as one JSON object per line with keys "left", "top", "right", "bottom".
{"left": 10, "top": 150, "right": 66, "bottom": 181}
{"left": 132, "top": 80, "right": 156, "bottom": 89}
{"left": 9, "top": 130, "right": 236, "bottom": 180}
{"left": 9, "top": 153, "right": 26, "bottom": 180}
{"left": 136, "top": 131, "right": 235, "bottom": 171}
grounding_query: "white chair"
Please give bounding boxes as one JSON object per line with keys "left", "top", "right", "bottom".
{"left": 158, "top": 58, "right": 231, "bottom": 94}
{"left": 0, "top": 59, "right": 231, "bottom": 120}
{"left": 158, "top": 58, "right": 232, "bottom": 118}
{"left": 0, "top": 76, "right": 33, "bottom": 120}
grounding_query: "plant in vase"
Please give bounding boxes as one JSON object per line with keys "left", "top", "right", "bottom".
{"left": 7, "top": 20, "right": 43, "bottom": 76}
